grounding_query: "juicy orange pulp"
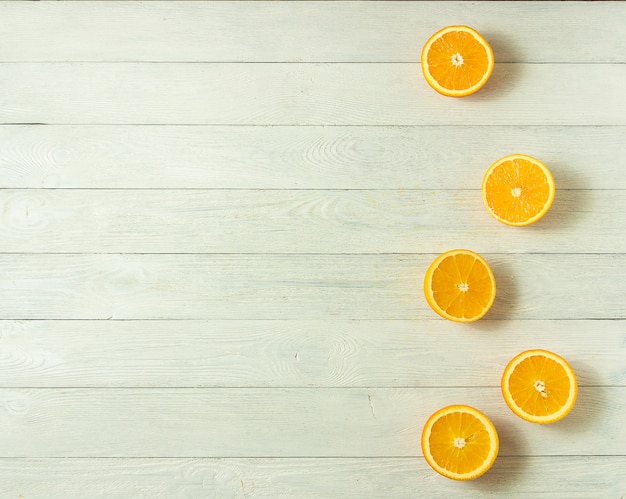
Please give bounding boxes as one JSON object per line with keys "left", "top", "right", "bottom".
{"left": 421, "top": 26, "right": 494, "bottom": 97}
{"left": 483, "top": 154, "right": 556, "bottom": 226}
{"left": 424, "top": 250, "right": 496, "bottom": 322}
{"left": 422, "top": 405, "right": 499, "bottom": 480}
{"left": 502, "top": 349, "right": 578, "bottom": 424}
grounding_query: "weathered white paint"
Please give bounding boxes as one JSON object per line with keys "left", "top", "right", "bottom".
{"left": 2, "top": 457, "right": 625, "bottom": 498}
{"left": 0, "top": 387, "right": 622, "bottom": 457}
{"left": 0, "top": 189, "right": 622, "bottom": 253}
{"left": 2, "top": 1, "right": 624, "bottom": 496}
{"left": 1, "top": 64, "right": 625, "bottom": 125}
{"left": 1, "top": 125, "right": 623, "bottom": 190}
{"left": 0, "top": 320, "right": 623, "bottom": 388}
{"left": 0, "top": 254, "right": 625, "bottom": 320}
{"left": 1, "top": 1, "right": 625, "bottom": 63}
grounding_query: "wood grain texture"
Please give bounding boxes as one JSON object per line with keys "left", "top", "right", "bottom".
{"left": 0, "top": 387, "right": 622, "bottom": 458}
{"left": 2, "top": 125, "right": 624, "bottom": 190}
{"left": 0, "top": 189, "right": 622, "bottom": 254}
{"left": 0, "top": 254, "right": 625, "bottom": 320}
{"left": 2, "top": 1, "right": 624, "bottom": 494}
{"left": 2, "top": 457, "right": 625, "bottom": 498}
{"left": 2, "top": 1, "right": 625, "bottom": 63}
{"left": 0, "top": 320, "right": 623, "bottom": 388}
{"left": 1, "top": 64, "right": 625, "bottom": 125}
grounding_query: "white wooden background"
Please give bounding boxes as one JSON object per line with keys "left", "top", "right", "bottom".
{"left": 1, "top": 1, "right": 625, "bottom": 497}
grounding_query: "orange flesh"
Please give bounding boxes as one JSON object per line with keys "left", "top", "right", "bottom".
{"left": 508, "top": 355, "right": 571, "bottom": 417}
{"left": 484, "top": 159, "right": 552, "bottom": 224}
{"left": 428, "top": 411, "right": 493, "bottom": 474}
{"left": 431, "top": 253, "right": 494, "bottom": 320}
{"left": 426, "top": 31, "right": 490, "bottom": 91}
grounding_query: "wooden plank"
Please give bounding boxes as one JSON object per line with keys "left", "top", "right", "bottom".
{"left": 2, "top": 125, "right": 623, "bottom": 190}
{"left": 0, "top": 320, "right": 623, "bottom": 388}
{"left": 0, "top": 254, "right": 624, "bottom": 320}
{"left": 2, "top": 1, "right": 623, "bottom": 493}
{"left": 0, "top": 387, "right": 621, "bottom": 457}
{"left": 2, "top": 456, "right": 625, "bottom": 498}
{"left": 1, "top": 2, "right": 625, "bottom": 63}
{"left": 0, "top": 189, "right": 622, "bottom": 254}
{"left": 1, "top": 64, "right": 625, "bottom": 125}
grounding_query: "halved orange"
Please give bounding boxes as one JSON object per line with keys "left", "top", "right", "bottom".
{"left": 502, "top": 349, "right": 578, "bottom": 424}
{"left": 421, "top": 25, "right": 494, "bottom": 97}
{"left": 424, "top": 249, "right": 496, "bottom": 323}
{"left": 482, "top": 154, "right": 556, "bottom": 226}
{"left": 422, "top": 405, "right": 499, "bottom": 480}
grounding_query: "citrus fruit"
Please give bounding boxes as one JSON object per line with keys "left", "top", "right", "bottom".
{"left": 423, "top": 249, "right": 496, "bottom": 323}
{"left": 421, "top": 404, "right": 499, "bottom": 480}
{"left": 482, "top": 154, "right": 556, "bottom": 226}
{"left": 501, "top": 349, "right": 578, "bottom": 424}
{"left": 421, "top": 25, "right": 494, "bottom": 97}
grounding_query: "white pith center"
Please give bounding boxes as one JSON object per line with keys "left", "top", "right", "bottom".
{"left": 451, "top": 53, "right": 464, "bottom": 67}
{"left": 454, "top": 437, "right": 466, "bottom": 449}
{"left": 457, "top": 283, "right": 469, "bottom": 292}
{"left": 534, "top": 380, "right": 548, "bottom": 399}
{"left": 511, "top": 187, "right": 522, "bottom": 198}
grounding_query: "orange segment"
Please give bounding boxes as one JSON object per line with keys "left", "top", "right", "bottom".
{"left": 422, "top": 405, "right": 499, "bottom": 480}
{"left": 424, "top": 249, "right": 496, "bottom": 322}
{"left": 421, "top": 26, "right": 494, "bottom": 97}
{"left": 502, "top": 349, "right": 578, "bottom": 424}
{"left": 482, "top": 154, "right": 556, "bottom": 226}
